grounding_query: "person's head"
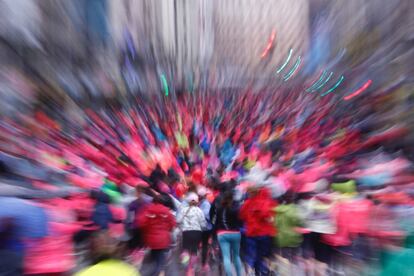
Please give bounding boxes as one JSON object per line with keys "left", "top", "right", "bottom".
{"left": 219, "top": 180, "right": 236, "bottom": 194}
{"left": 152, "top": 194, "right": 167, "bottom": 206}
{"left": 197, "top": 186, "right": 208, "bottom": 200}
{"left": 90, "top": 190, "right": 111, "bottom": 204}
{"left": 158, "top": 181, "right": 170, "bottom": 194}
{"left": 187, "top": 182, "right": 197, "bottom": 193}
{"left": 247, "top": 186, "right": 259, "bottom": 198}
{"left": 89, "top": 231, "right": 120, "bottom": 264}
{"left": 186, "top": 192, "right": 199, "bottom": 206}
{"left": 221, "top": 190, "right": 234, "bottom": 208}
{"left": 168, "top": 168, "right": 180, "bottom": 183}
{"left": 279, "top": 191, "right": 296, "bottom": 204}
{"left": 217, "top": 164, "right": 225, "bottom": 176}
{"left": 135, "top": 186, "right": 144, "bottom": 199}
{"left": 208, "top": 176, "right": 220, "bottom": 189}
{"left": 152, "top": 193, "right": 174, "bottom": 209}
{"left": 366, "top": 194, "right": 381, "bottom": 205}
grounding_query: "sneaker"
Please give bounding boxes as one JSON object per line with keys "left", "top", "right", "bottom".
{"left": 180, "top": 252, "right": 190, "bottom": 267}
{"left": 246, "top": 266, "right": 255, "bottom": 276}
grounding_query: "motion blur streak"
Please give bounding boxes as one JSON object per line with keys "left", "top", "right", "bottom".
{"left": 312, "top": 71, "right": 333, "bottom": 91}
{"left": 261, "top": 30, "right": 276, "bottom": 59}
{"left": 321, "top": 75, "right": 345, "bottom": 97}
{"left": 344, "top": 79, "right": 373, "bottom": 100}
{"left": 283, "top": 56, "right": 302, "bottom": 81}
{"left": 307, "top": 70, "right": 327, "bottom": 92}
{"left": 276, "top": 48, "right": 293, "bottom": 74}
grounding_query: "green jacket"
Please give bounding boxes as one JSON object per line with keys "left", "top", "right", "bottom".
{"left": 331, "top": 180, "right": 356, "bottom": 194}
{"left": 274, "top": 204, "right": 303, "bottom": 248}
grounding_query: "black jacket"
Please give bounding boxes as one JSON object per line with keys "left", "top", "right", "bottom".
{"left": 214, "top": 203, "right": 242, "bottom": 232}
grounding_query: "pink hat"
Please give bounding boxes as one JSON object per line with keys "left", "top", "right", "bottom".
{"left": 220, "top": 171, "right": 238, "bottom": 182}
{"left": 197, "top": 187, "right": 208, "bottom": 197}
{"left": 159, "top": 182, "right": 170, "bottom": 194}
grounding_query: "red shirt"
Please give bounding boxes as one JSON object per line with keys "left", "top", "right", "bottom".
{"left": 137, "top": 203, "right": 176, "bottom": 249}
{"left": 240, "top": 188, "right": 277, "bottom": 237}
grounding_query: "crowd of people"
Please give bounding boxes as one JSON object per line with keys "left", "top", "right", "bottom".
{"left": 1, "top": 90, "right": 414, "bottom": 276}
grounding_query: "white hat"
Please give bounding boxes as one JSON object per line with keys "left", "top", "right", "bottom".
{"left": 186, "top": 192, "right": 199, "bottom": 203}
{"left": 197, "top": 187, "right": 207, "bottom": 197}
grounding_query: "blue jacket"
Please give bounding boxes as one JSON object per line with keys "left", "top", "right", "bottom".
{"left": 92, "top": 203, "right": 113, "bottom": 230}
{"left": 91, "top": 192, "right": 113, "bottom": 230}
{"left": 199, "top": 199, "right": 212, "bottom": 231}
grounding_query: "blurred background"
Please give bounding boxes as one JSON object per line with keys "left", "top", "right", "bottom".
{"left": 1, "top": 0, "right": 414, "bottom": 275}
{"left": 1, "top": 0, "right": 413, "bottom": 105}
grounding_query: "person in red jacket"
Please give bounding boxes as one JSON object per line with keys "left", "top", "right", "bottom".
{"left": 240, "top": 187, "right": 277, "bottom": 275}
{"left": 137, "top": 195, "right": 176, "bottom": 276}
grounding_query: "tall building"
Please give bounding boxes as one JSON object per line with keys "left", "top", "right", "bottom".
{"left": 211, "top": 0, "right": 310, "bottom": 87}
{"left": 108, "top": 0, "right": 310, "bottom": 91}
